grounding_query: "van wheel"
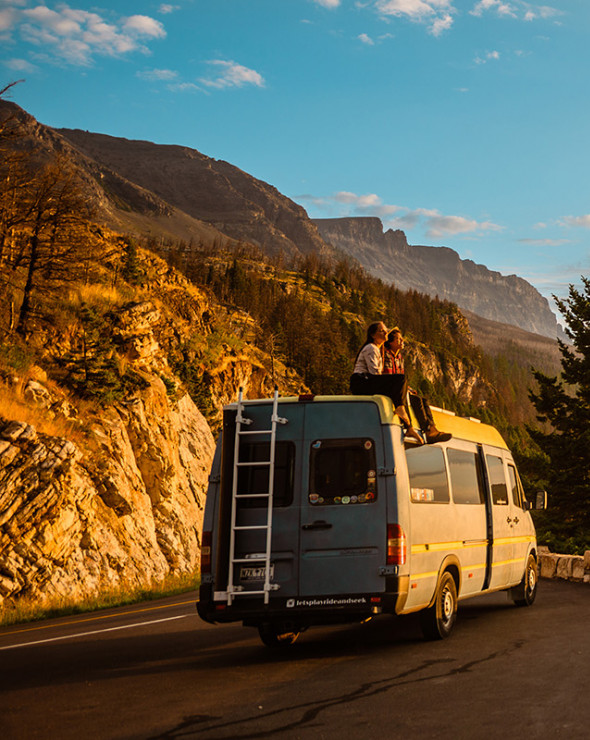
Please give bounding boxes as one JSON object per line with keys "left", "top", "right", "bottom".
{"left": 258, "top": 623, "right": 300, "bottom": 648}
{"left": 420, "top": 571, "right": 457, "bottom": 640}
{"left": 510, "top": 554, "right": 538, "bottom": 607}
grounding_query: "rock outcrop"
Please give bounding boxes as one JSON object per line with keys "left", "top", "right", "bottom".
{"left": 314, "top": 217, "right": 561, "bottom": 339}
{"left": 0, "top": 384, "right": 215, "bottom": 607}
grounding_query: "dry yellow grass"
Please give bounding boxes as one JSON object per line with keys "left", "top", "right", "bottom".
{"left": 0, "top": 380, "right": 86, "bottom": 444}
{"left": 65, "top": 283, "right": 127, "bottom": 311}
{"left": 0, "top": 570, "right": 200, "bottom": 627}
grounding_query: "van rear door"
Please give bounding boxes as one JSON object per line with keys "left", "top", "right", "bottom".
{"left": 298, "top": 401, "right": 388, "bottom": 598}
{"left": 222, "top": 402, "right": 304, "bottom": 602}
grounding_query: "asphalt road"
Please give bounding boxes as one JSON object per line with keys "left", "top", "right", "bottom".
{"left": 0, "top": 579, "right": 588, "bottom": 740}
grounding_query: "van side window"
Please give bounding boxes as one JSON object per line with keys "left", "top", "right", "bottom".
{"left": 237, "top": 441, "right": 295, "bottom": 508}
{"left": 447, "top": 449, "right": 485, "bottom": 504}
{"left": 507, "top": 464, "right": 526, "bottom": 509}
{"left": 486, "top": 455, "right": 508, "bottom": 505}
{"left": 309, "top": 438, "right": 377, "bottom": 505}
{"left": 406, "top": 446, "right": 449, "bottom": 503}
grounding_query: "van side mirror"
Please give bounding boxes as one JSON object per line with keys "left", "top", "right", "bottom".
{"left": 524, "top": 491, "right": 547, "bottom": 511}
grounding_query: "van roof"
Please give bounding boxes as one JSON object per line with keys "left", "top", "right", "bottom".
{"left": 234, "top": 394, "right": 508, "bottom": 450}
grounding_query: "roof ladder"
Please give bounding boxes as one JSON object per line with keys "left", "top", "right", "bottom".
{"left": 226, "top": 387, "right": 288, "bottom": 606}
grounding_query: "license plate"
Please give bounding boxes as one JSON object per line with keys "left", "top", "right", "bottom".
{"left": 240, "top": 565, "right": 274, "bottom": 581}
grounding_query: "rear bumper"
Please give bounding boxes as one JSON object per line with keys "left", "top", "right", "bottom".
{"left": 197, "top": 578, "right": 407, "bottom": 627}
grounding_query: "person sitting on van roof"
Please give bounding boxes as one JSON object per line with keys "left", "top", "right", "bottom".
{"left": 350, "top": 321, "right": 423, "bottom": 444}
{"left": 384, "top": 327, "right": 452, "bottom": 445}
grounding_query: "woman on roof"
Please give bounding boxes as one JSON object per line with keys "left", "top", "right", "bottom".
{"left": 383, "top": 327, "right": 451, "bottom": 445}
{"left": 350, "top": 321, "right": 423, "bottom": 444}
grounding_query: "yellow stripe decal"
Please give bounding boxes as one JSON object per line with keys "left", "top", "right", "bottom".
{"left": 411, "top": 535, "right": 535, "bottom": 554}
{"left": 491, "top": 557, "right": 527, "bottom": 567}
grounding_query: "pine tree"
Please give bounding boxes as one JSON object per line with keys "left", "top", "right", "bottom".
{"left": 121, "top": 237, "right": 142, "bottom": 285}
{"left": 529, "top": 277, "right": 590, "bottom": 550}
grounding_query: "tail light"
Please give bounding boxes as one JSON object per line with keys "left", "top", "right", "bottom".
{"left": 387, "top": 524, "right": 406, "bottom": 565}
{"left": 201, "top": 531, "right": 212, "bottom": 574}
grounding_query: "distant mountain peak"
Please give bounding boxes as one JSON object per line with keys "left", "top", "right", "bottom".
{"left": 314, "top": 216, "right": 561, "bottom": 339}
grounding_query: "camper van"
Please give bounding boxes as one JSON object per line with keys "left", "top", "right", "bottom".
{"left": 197, "top": 391, "right": 546, "bottom": 645}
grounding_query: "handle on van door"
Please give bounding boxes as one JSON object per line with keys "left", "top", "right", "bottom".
{"left": 302, "top": 520, "right": 333, "bottom": 531}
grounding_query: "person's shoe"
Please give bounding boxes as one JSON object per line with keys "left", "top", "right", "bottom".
{"left": 404, "top": 426, "right": 424, "bottom": 444}
{"left": 426, "top": 429, "right": 452, "bottom": 444}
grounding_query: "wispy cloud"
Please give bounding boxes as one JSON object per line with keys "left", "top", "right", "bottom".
{"left": 523, "top": 4, "right": 562, "bottom": 22}
{"left": 199, "top": 60, "right": 265, "bottom": 89}
{"left": 168, "top": 81, "right": 203, "bottom": 93}
{"left": 470, "top": 1, "right": 562, "bottom": 22}
{"left": 334, "top": 191, "right": 401, "bottom": 217}
{"left": 136, "top": 68, "right": 178, "bottom": 81}
{"left": 299, "top": 191, "right": 502, "bottom": 238}
{"left": 474, "top": 50, "right": 500, "bottom": 64}
{"left": 3, "top": 56, "right": 38, "bottom": 72}
{"left": 470, "top": 1, "right": 517, "bottom": 18}
{"left": 560, "top": 215, "right": 590, "bottom": 228}
{"left": 375, "top": 0, "right": 456, "bottom": 37}
{"left": 158, "top": 4, "right": 179, "bottom": 14}
{"left": 415, "top": 210, "right": 503, "bottom": 238}
{"left": 358, "top": 32, "right": 375, "bottom": 45}
{"left": 313, "top": 0, "right": 341, "bottom": 8}
{"left": 1, "top": 3, "right": 165, "bottom": 65}
{"left": 518, "top": 238, "right": 572, "bottom": 247}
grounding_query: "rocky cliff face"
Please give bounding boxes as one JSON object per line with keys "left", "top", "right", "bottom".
{"left": 0, "top": 386, "right": 214, "bottom": 608}
{"left": 314, "top": 217, "right": 561, "bottom": 339}
{"left": 56, "top": 128, "right": 333, "bottom": 259}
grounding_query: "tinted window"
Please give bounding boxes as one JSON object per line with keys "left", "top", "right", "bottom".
{"left": 447, "top": 448, "right": 485, "bottom": 505}
{"left": 486, "top": 455, "right": 508, "bottom": 505}
{"left": 507, "top": 464, "right": 526, "bottom": 509}
{"left": 407, "top": 446, "right": 449, "bottom": 503}
{"left": 309, "top": 438, "right": 377, "bottom": 505}
{"left": 237, "top": 441, "right": 294, "bottom": 508}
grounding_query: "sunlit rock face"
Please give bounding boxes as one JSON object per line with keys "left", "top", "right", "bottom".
{"left": 0, "top": 382, "right": 215, "bottom": 608}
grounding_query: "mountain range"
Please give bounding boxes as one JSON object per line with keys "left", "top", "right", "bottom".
{"left": 1, "top": 99, "right": 560, "bottom": 339}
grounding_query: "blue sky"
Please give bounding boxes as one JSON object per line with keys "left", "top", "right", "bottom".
{"left": 2, "top": 0, "right": 589, "bottom": 320}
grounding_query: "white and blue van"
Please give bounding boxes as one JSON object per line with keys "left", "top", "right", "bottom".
{"left": 197, "top": 391, "right": 546, "bottom": 645}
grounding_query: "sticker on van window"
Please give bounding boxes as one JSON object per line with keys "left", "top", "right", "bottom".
{"left": 310, "top": 494, "right": 319, "bottom": 503}
{"left": 364, "top": 440, "right": 373, "bottom": 449}
{"left": 367, "top": 470, "right": 376, "bottom": 479}
{"left": 312, "top": 440, "right": 322, "bottom": 448}
{"left": 342, "top": 496, "right": 350, "bottom": 504}
{"left": 411, "top": 487, "right": 435, "bottom": 502}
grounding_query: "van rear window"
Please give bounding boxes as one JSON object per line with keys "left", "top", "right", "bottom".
{"left": 406, "top": 446, "right": 449, "bottom": 503}
{"left": 309, "top": 438, "right": 377, "bottom": 505}
{"left": 237, "top": 441, "right": 295, "bottom": 508}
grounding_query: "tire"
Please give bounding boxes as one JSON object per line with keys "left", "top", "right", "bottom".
{"left": 420, "top": 571, "right": 458, "bottom": 640}
{"left": 258, "top": 623, "right": 300, "bottom": 648}
{"left": 510, "top": 554, "right": 538, "bottom": 607}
